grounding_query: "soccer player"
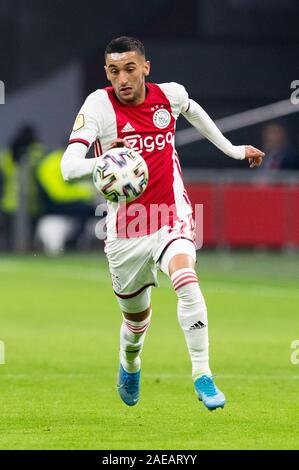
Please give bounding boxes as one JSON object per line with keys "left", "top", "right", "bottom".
{"left": 61, "top": 37, "right": 265, "bottom": 410}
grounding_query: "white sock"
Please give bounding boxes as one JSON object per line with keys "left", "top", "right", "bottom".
{"left": 120, "top": 311, "right": 152, "bottom": 373}
{"left": 171, "top": 268, "right": 211, "bottom": 381}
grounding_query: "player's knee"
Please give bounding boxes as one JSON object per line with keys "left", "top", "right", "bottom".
{"left": 123, "top": 306, "right": 151, "bottom": 322}
{"left": 121, "top": 310, "right": 152, "bottom": 339}
{"left": 159, "top": 239, "right": 196, "bottom": 276}
{"left": 116, "top": 287, "right": 151, "bottom": 318}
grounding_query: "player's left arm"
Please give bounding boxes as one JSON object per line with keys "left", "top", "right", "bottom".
{"left": 182, "top": 98, "right": 265, "bottom": 168}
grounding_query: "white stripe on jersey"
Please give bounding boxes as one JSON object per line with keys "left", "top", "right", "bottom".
{"left": 171, "top": 148, "right": 193, "bottom": 219}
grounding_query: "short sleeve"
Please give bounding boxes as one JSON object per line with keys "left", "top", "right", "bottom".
{"left": 69, "top": 92, "right": 102, "bottom": 147}
{"left": 158, "top": 82, "right": 190, "bottom": 119}
{"left": 174, "top": 83, "right": 189, "bottom": 113}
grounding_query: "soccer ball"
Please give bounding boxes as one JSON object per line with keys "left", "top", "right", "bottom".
{"left": 93, "top": 147, "right": 149, "bottom": 203}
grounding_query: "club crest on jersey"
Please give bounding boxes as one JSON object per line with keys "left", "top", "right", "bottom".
{"left": 153, "top": 109, "right": 171, "bottom": 129}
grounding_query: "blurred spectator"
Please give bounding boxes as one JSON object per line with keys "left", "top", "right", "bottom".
{"left": 0, "top": 125, "right": 44, "bottom": 251}
{"left": 34, "top": 149, "right": 96, "bottom": 255}
{"left": 261, "top": 123, "right": 299, "bottom": 171}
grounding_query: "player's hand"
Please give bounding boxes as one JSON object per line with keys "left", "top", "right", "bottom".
{"left": 245, "top": 145, "right": 265, "bottom": 169}
{"left": 109, "top": 138, "right": 131, "bottom": 150}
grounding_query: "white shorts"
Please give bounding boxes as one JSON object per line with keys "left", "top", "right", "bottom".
{"left": 104, "top": 214, "right": 196, "bottom": 306}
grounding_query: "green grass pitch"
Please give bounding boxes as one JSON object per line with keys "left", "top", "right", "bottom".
{"left": 0, "top": 251, "right": 299, "bottom": 450}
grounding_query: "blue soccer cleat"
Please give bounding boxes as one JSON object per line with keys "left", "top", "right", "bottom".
{"left": 117, "top": 364, "right": 140, "bottom": 406}
{"left": 194, "top": 375, "right": 226, "bottom": 411}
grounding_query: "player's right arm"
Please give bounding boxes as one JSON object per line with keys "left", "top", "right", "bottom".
{"left": 60, "top": 93, "right": 101, "bottom": 181}
{"left": 182, "top": 97, "right": 265, "bottom": 167}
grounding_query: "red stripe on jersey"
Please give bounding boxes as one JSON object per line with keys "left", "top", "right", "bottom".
{"left": 94, "top": 139, "right": 102, "bottom": 157}
{"left": 97, "top": 139, "right": 103, "bottom": 155}
{"left": 69, "top": 138, "right": 90, "bottom": 148}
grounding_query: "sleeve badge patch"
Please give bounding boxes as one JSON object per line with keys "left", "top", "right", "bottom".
{"left": 73, "top": 113, "right": 85, "bottom": 131}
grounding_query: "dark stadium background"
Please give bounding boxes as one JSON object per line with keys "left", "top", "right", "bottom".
{"left": 0, "top": 0, "right": 298, "bottom": 249}
{"left": 1, "top": 0, "right": 299, "bottom": 252}
{"left": 1, "top": 0, "right": 299, "bottom": 160}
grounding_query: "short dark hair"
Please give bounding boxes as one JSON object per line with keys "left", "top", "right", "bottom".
{"left": 105, "top": 36, "right": 145, "bottom": 58}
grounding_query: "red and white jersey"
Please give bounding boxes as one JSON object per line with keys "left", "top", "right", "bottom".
{"left": 69, "top": 82, "right": 193, "bottom": 239}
